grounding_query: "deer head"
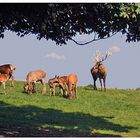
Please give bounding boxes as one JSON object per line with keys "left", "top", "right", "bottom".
{"left": 92, "top": 50, "right": 112, "bottom": 70}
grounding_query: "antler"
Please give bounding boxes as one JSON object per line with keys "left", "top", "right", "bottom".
{"left": 93, "top": 50, "right": 112, "bottom": 63}
{"left": 95, "top": 50, "right": 101, "bottom": 62}
{"left": 100, "top": 50, "right": 112, "bottom": 62}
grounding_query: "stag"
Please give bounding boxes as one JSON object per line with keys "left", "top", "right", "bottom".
{"left": 90, "top": 50, "right": 111, "bottom": 91}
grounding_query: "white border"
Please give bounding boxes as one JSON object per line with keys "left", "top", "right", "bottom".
{"left": 0, "top": 0, "right": 140, "bottom": 3}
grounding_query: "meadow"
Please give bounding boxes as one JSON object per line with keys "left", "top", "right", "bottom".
{"left": 0, "top": 81, "right": 140, "bottom": 137}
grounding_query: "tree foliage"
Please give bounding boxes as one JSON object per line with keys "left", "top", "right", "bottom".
{"left": 0, "top": 3, "right": 140, "bottom": 45}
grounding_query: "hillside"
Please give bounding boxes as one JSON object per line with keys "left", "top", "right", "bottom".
{"left": 0, "top": 81, "right": 140, "bottom": 137}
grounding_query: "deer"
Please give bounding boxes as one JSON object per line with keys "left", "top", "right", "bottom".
{"left": 24, "top": 70, "right": 46, "bottom": 95}
{"left": 48, "top": 74, "right": 78, "bottom": 99}
{"left": 67, "top": 74, "right": 78, "bottom": 99}
{"left": 0, "top": 74, "right": 9, "bottom": 95}
{"left": 90, "top": 50, "right": 111, "bottom": 91}
{"left": 48, "top": 76, "right": 68, "bottom": 97}
{"left": 48, "top": 76, "right": 59, "bottom": 96}
{"left": 0, "top": 64, "right": 15, "bottom": 87}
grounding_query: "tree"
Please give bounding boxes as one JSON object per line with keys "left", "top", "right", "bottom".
{"left": 0, "top": 3, "right": 140, "bottom": 45}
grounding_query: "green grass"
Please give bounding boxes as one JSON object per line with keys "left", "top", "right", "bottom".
{"left": 0, "top": 81, "right": 140, "bottom": 137}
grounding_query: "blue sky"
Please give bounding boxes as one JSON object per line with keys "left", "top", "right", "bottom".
{"left": 0, "top": 31, "right": 140, "bottom": 89}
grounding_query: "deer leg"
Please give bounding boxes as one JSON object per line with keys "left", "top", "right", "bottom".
{"left": 27, "top": 88, "right": 32, "bottom": 95}
{"left": 40, "top": 79, "right": 46, "bottom": 95}
{"left": 103, "top": 78, "right": 106, "bottom": 91}
{"left": 59, "top": 84, "right": 63, "bottom": 96}
{"left": 52, "top": 85, "right": 56, "bottom": 96}
{"left": 71, "top": 85, "right": 74, "bottom": 99}
{"left": 49, "top": 86, "right": 55, "bottom": 96}
{"left": 33, "top": 82, "right": 39, "bottom": 95}
{"left": 28, "top": 83, "right": 33, "bottom": 95}
{"left": 60, "top": 88, "right": 63, "bottom": 96}
{"left": 49, "top": 88, "right": 52, "bottom": 96}
{"left": 64, "top": 84, "right": 68, "bottom": 97}
{"left": 32, "top": 82, "right": 36, "bottom": 93}
{"left": 59, "top": 83, "right": 65, "bottom": 96}
{"left": 32, "top": 82, "right": 38, "bottom": 95}
{"left": 68, "top": 84, "right": 72, "bottom": 99}
{"left": 99, "top": 78, "right": 103, "bottom": 91}
{"left": 53, "top": 90, "right": 55, "bottom": 96}
{"left": 2, "top": 82, "right": 7, "bottom": 95}
{"left": 42, "top": 84, "right": 46, "bottom": 95}
{"left": 9, "top": 72, "right": 14, "bottom": 87}
{"left": 93, "top": 78, "right": 97, "bottom": 90}
{"left": 53, "top": 88, "right": 56, "bottom": 96}
{"left": 11, "top": 75, "right": 14, "bottom": 87}
{"left": 72, "top": 85, "right": 75, "bottom": 98}
{"left": 75, "top": 84, "right": 78, "bottom": 99}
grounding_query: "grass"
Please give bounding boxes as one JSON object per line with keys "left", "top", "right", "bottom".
{"left": 0, "top": 81, "right": 140, "bottom": 137}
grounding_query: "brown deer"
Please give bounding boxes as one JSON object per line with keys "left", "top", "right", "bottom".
{"left": 0, "top": 64, "right": 15, "bottom": 87}
{"left": 48, "top": 76, "right": 68, "bottom": 96}
{"left": 24, "top": 70, "right": 46, "bottom": 95}
{"left": 67, "top": 74, "right": 78, "bottom": 99}
{"left": 48, "top": 76, "right": 59, "bottom": 96}
{"left": 48, "top": 74, "right": 78, "bottom": 99}
{"left": 90, "top": 50, "right": 111, "bottom": 91}
{"left": 0, "top": 74, "right": 9, "bottom": 95}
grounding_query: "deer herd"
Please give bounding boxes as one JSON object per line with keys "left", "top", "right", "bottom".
{"left": 0, "top": 50, "right": 111, "bottom": 99}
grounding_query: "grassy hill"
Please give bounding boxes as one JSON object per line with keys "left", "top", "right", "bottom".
{"left": 0, "top": 81, "right": 140, "bottom": 137}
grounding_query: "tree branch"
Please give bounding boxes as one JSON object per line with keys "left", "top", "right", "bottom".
{"left": 70, "top": 32, "right": 118, "bottom": 45}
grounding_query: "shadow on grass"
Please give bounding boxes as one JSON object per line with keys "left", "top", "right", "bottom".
{"left": 0, "top": 101, "right": 137, "bottom": 137}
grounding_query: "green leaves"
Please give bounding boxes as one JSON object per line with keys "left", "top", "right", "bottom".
{"left": 119, "top": 3, "right": 140, "bottom": 19}
{"left": 0, "top": 3, "right": 140, "bottom": 45}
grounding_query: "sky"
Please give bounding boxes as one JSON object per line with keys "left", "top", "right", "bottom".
{"left": 0, "top": 30, "right": 140, "bottom": 89}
